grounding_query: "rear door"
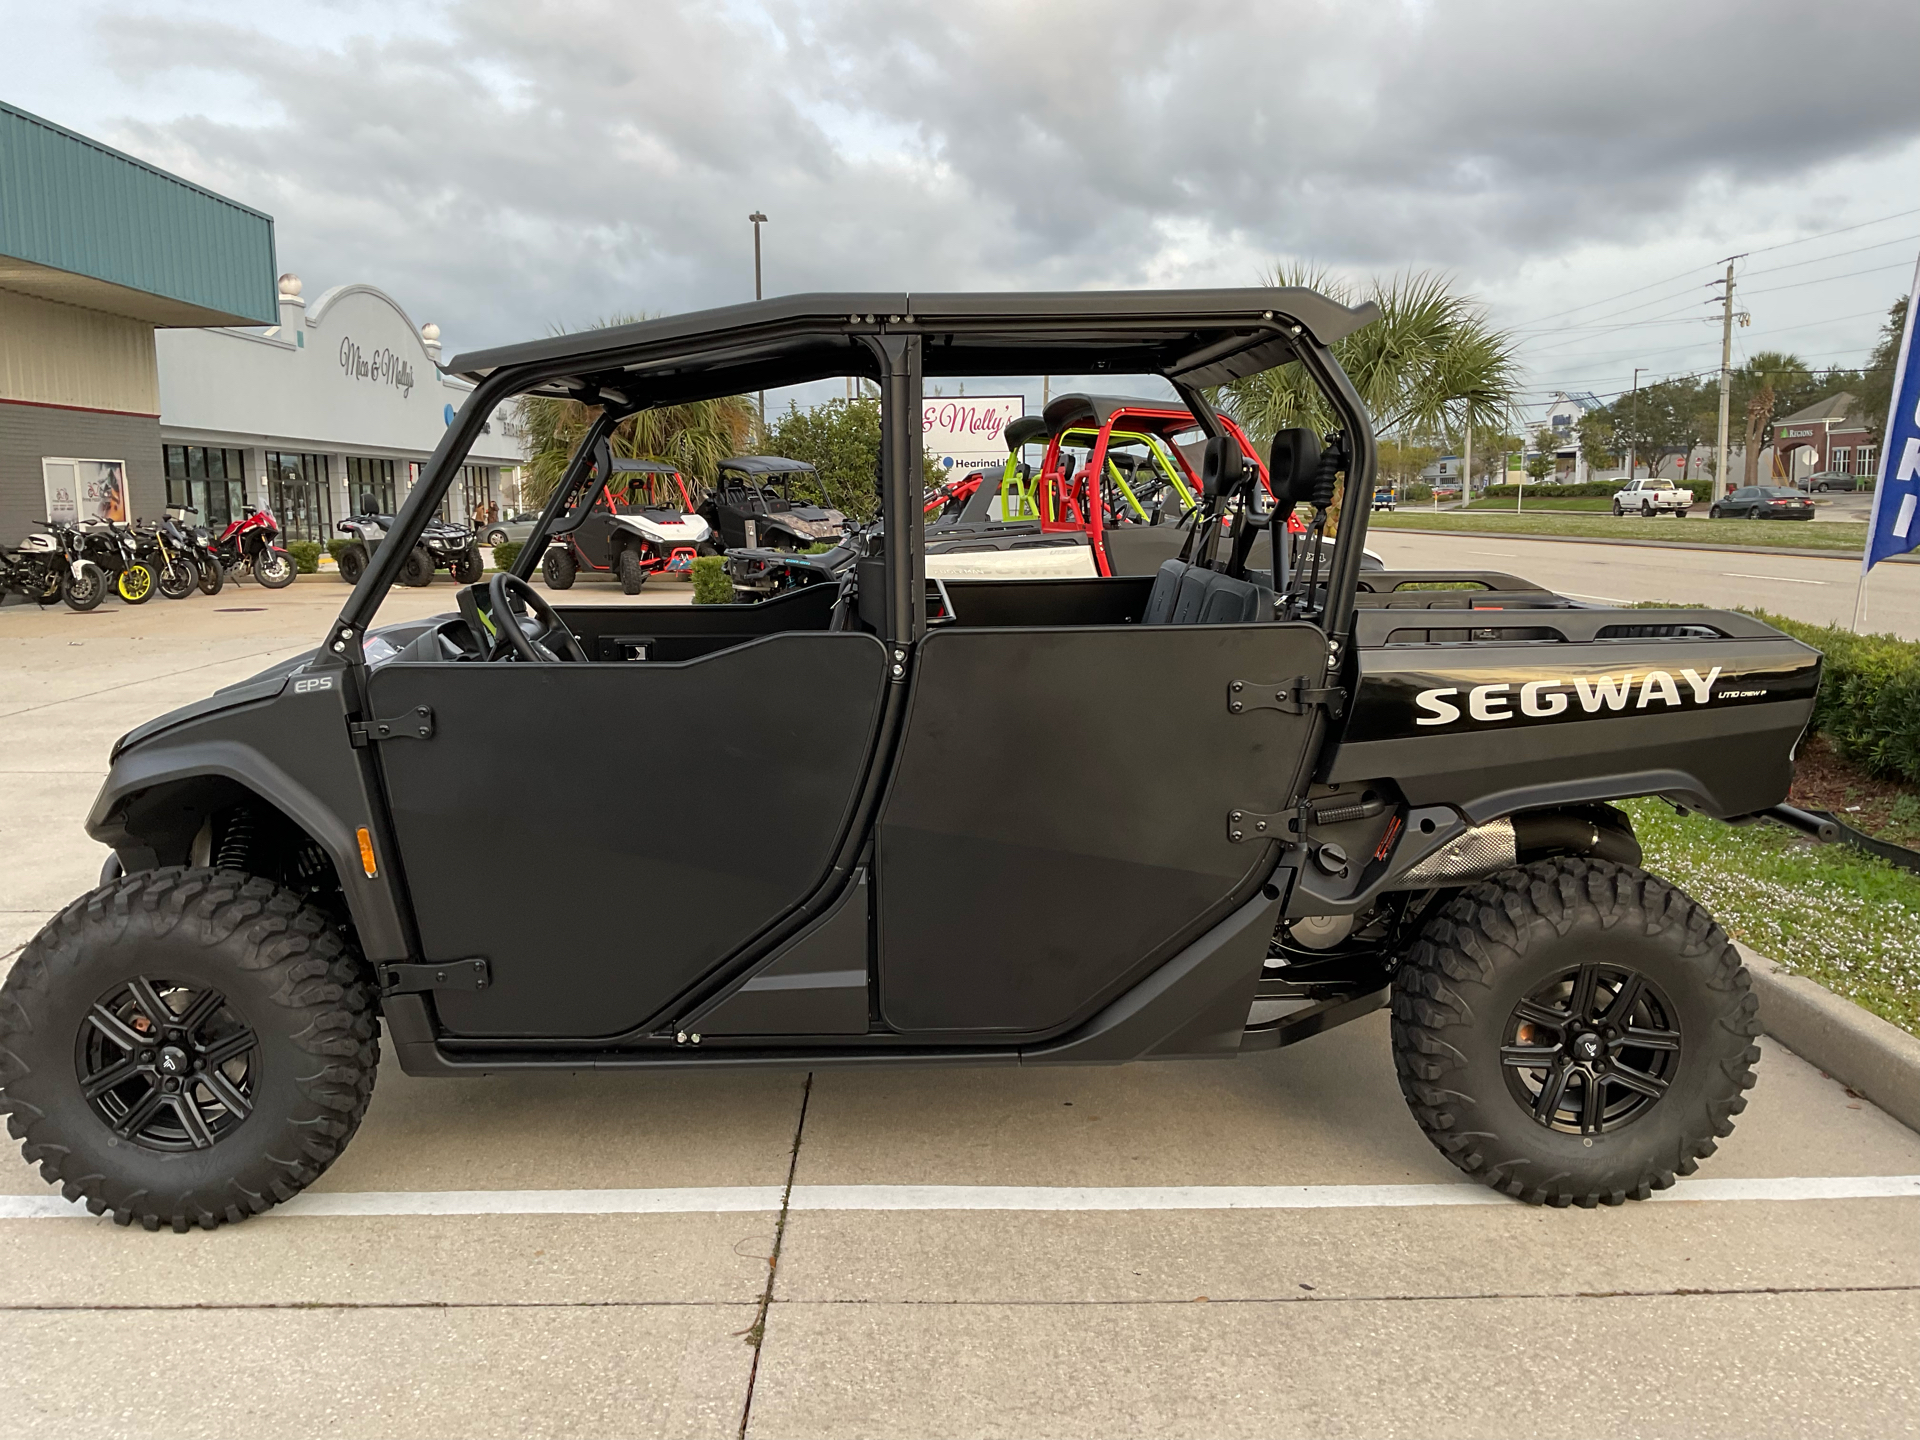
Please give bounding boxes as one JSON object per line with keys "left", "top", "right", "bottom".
{"left": 873, "top": 619, "right": 1327, "bottom": 1038}
{"left": 366, "top": 632, "right": 889, "bottom": 1038}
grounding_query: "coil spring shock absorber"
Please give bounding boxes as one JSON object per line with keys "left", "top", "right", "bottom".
{"left": 212, "top": 807, "right": 257, "bottom": 873}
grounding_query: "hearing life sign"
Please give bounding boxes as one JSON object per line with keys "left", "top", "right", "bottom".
{"left": 1864, "top": 256, "right": 1920, "bottom": 571}
{"left": 922, "top": 395, "right": 1026, "bottom": 479}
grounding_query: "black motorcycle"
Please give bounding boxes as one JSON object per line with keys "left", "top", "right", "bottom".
{"left": 135, "top": 514, "right": 203, "bottom": 600}
{"left": 166, "top": 507, "right": 227, "bottom": 596}
{"left": 75, "top": 519, "right": 156, "bottom": 605}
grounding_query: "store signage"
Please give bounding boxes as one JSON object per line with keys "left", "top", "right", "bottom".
{"left": 339, "top": 337, "right": 416, "bottom": 398}
{"left": 923, "top": 395, "right": 1025, "bottom": 476}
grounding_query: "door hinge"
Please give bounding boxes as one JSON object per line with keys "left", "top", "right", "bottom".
{"left": 349, "top": 705, "right": 434, "bottom": 747}
{"left": 380, "top": 958, "right": 489, "bottom": 994}
{"left": 1228, "top": 677, "right": 1345, "bottom": 718}
{"left": 1227, "top": 807, "right": 1296, "bottom": 843}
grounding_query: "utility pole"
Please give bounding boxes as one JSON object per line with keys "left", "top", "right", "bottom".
{"left": 749, "top": 212, "right": 768, "bottom": 433}
{"left": 1711, "top": 255, "right": 1747, "bottom": 502}
{"left": 1627, "top": 367, "right": 1646, "bottom": 480}
{"left": 1462, "top": 405, "right": 1473, "bottom": 508}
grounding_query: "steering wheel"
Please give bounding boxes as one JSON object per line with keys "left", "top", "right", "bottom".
{"left": 486, "top": 572, "right": 588, "bottom": 663}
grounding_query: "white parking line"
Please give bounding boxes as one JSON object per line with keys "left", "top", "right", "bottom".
{"left": 1561, "top": 591, "right": 1631, "bottom": 604}
{"left": 1, "top": 1174, "right": 1912, "bottom": 1220}
{"left": 1723, "top": 572, "right": 1827, "bottom": 585}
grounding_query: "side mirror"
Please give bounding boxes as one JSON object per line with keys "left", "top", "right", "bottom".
{"left": 1267, "top": 428, "right": 1323, "bottom": 505}
{"left": 1200, "top": 435, "right": 1245, "bottom": 501}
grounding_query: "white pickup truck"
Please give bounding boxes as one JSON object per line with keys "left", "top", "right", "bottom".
{"left": 1612, "top": 477, "right": 1694, "bottom": 516}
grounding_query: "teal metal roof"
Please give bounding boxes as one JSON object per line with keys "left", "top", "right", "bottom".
{"left": 0, "top": 100, "right": 276, "bottom": 325}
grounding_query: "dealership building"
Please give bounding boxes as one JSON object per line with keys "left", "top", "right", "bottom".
{"left": 1, "top": 100, "right": 521, "bottom": 547}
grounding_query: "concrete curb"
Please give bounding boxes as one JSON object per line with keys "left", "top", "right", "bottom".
{"left": 1739, "top": 943, "right": 1920, "bottom": 1132}
{"left": 1367, "top": 525, "right": 1916, "bottom": 564}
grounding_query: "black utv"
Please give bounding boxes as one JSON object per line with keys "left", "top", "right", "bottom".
{"left": 700, "top": 455, "right": 848, "bottom": 552}
{"left": 0, "top": 289, "right": 1817, "bottom": 1231}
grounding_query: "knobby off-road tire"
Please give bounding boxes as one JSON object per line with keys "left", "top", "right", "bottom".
{"left": 451, "top": 547, "right": 485, "bottom": 585}
{"left": 399, "top": 547, "right": 435, "bottom": 587}
{"left": 0, "top": 868, "right": 379, "bottom": 1231}
{"left": 1391, "top": 857, "right": 1759, "bottom": 1207}
{"left": 336, "top": 542, "right": 368, "bottom": 585}
{"left": 541, "top": 546, "right": 576, "bottom": 590}
{"left": 617, "top": 547, "right": 650, "bottom": 594}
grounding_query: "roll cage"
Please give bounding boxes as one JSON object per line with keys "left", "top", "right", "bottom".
{"left": 318, "top": 288, "right": 1382, "bottom": 664}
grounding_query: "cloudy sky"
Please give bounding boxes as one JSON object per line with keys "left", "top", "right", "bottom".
{"left": 9, "top": 0, "right": 1919, "bottom": 419}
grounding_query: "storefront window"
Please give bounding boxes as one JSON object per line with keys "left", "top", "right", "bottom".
{"left": 163, "top": 445, "right": 248, "bottom": 530}
{"left": 345, "top": 456, "right": 397, "bottom": 515}
{"left": 265, "top": 451, "right": 332, "bottom": 543}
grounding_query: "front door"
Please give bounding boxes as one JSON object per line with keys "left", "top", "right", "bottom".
{"left": 367, "top": 632, "right": 889, "bottom": 1038}
{"left": 874, "top": 620, "right": 1327, "bottom": 1038}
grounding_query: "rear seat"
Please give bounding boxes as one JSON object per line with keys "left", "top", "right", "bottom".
{"left": 1143, "top": 558, "right": 1270, "bottom": 625}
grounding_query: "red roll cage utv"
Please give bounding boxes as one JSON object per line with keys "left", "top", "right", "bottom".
{"left": 538, "top": 450, "right": 713, "bottom": 594}
{"left": 3, "top": 287, "right": 1814, "bottom": 1231}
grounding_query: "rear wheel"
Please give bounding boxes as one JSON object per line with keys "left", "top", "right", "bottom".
{"left": 116, "top": 563, "right": 156, "bottom": 605}
{"left": 616, "top": 547, "right": 650, "bottom": 594}
{"left": 0, "top": 868, "right": 379, "bottom": 1231}
{"left": 485, "top": 527, "right": 511, "bottom": 548}
{"left": 197, "top": 558, "right": 225, "bottom": 596}
{"left": 336, "top": 542, "right": 368, "bottom": 585}
{"left": 399, "top": 547, "right": 435, "bottom": 587}
{"left": 1391, "top": 857, "right": 1759, "bottom": 1207}
{"left": 541, "top": 546, "right": 576, "bottom": 590}
{"left": 253, "top": 548, "right": 296, "bottom": 589}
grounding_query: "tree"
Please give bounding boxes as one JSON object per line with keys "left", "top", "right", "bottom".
{"left": 1732, "top": 351, "right": 1809, "bottom": 487}
{"left": 1376, "top": 436, "right": 1441, "bottom": 495}
{"left": 1577, "top": 408, "right": 1622, "bottom": 474}
{"left": 1221, "top": 264, "right": 1522, "bottom": 446}
{"left": 516, "top": 317, "right": 754, "bottom": 508}
{"left": 1523, "top": 434, "right": 1557, "bottom": 484}
{"left": 1857, "top": 294, "right": 1911, "bottom": 441}
{"left": 760, "top": 396, "right": 946, "bottom": 522}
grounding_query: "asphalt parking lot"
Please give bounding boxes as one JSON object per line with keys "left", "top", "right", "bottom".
{"left": 2, "top": 577, "right": 1917, "bottom": 1439}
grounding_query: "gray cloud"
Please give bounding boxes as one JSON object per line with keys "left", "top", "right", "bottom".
{"left": 55, "top": 0, "right": 1920, "bottom": 384}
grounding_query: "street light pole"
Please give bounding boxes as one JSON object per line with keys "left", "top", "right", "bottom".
{"left": 749, "top": 211, "right": 768, "bottom": 434}
{"left": 1627, "top": 367, "right": 1646, "bottom": 480}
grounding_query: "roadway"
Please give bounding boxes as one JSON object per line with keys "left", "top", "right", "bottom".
{"left": 0, "top": 574, "right": 1916, "bottom": 1438}
{"left": 1368, "top": 529, "right": 1918, "bottom": 639}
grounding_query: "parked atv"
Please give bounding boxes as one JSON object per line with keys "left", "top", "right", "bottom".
{"left": 3, "top": 287, "right": 1815, "bottom": 1232}
{"left": 538, "top": 450, "right": 713, "bottom": 594}
{"left": 336, "top": 496, "right": 483, "bottom": 587}
{"left": 700, "top": 455, "right": 847, "bottom": 553}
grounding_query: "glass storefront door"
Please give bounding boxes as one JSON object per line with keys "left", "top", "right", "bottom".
{"left": 163, "top": 445, "right": 247, "bottom": 531}
{"left": 265, "top": 451, "right": 332, "bottom": 543}
{"left": 346, "top": 456, "right": 397, "bottom": 516}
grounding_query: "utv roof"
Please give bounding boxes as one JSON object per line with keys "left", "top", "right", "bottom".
{"left": 606, "top": 458, "right": 683, "bottom": 474}
{"left": 449, "top": 288, "right": 1381, "bottom": 407}
{"left": 1041, "top": 393, "right": 1195, "bottom": 435}
{"left": 1003, "top": 415, "right": 1049, "bottom": 451}
{"left": 718, "top": 455, "right": 817, "bottom": 476}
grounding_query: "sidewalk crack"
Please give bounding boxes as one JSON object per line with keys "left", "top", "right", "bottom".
{"left": 738, "top": 1071, "right": 811, "bottom": 1440}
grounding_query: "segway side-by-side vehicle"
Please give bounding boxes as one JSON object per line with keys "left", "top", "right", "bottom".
{"left": 700, "top": 454, "right": 849, "bottom": 552}
{"left": 1, "top": 288, "right": 1815, "bottom": 1231}
{"left": 537, "top": 450, "right": 713, "bottom": 594}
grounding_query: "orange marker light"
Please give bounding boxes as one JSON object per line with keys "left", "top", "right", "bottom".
{"left": 356, "top": 827, "right": 378, "bottom": 878}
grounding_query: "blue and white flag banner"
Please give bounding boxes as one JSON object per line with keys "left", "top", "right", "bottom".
{"left": 1865, "top": 254, "right": 1920, "bottom": 571}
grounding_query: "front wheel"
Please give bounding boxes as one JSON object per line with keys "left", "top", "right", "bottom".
{"left": 1391, "top": 858, "right": 1759, "bottom": 1207}
{"left": 157, "top": 557, "right": 199, "bottom": 600}
{"left": 485, "top": 528, "right": 511, "bottom": 548}
{"left": 116, "top": 562, "right": 156, "bottom": 605}
{"left": 62, "top": 562, "right": 107, "bottom": 612}
{"left": 399, "top": 547, "right": 435, "bottom": 587}
{"left": 450, "top": 547, "right": 485, "bottom": 585}
{"left": 1611, "top": 503, "right": 1624, "bottom": 516}
{"left": 0, "top": 868, "right": 380, "bottom": 1230}
{"left": 541, "top": 546, "right": 577, "bottom": 590}
{"left": 616, "top": 547, "right": 650, "bottom": 594}
{"left": 253, "top": 547, "right": 295, "bottom": 589}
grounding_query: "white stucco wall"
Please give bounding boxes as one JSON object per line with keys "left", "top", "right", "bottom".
{"left": 154, "top": 282, "right": 522, "bottom": 466}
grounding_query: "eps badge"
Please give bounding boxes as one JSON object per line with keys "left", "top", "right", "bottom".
{"left": 294, "top": 675, "right": 335, "bottom": 694}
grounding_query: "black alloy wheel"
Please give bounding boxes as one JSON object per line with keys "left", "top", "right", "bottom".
{"left": 399, "top": 547, "right": 435, "bottom": 587}
{"left": 62, "top": 562, "right": 106, "bottom": 612}
{"left": 157, "top": 556, "right": 199, "bottom": 600}
{"left": 197, "top": 558, "right": 225, "bottom": 596}
{"left": 76, "top": 977, "right": 258, "bottom": 1152}
{"left": 1501, "top": 963, "right": 1679, "bottom": 1136}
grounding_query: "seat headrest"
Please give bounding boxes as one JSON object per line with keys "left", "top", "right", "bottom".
{"left": 1268, "top": 428, "right": 1323, "bottom": 505}
{"left": 1200, "top": 435, "right": 1245, "bottom": 501}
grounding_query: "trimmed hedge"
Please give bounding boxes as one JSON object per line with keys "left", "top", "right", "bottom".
{"left": 325, "top": 537, "right": 355, "bottom": 563}
{"left": 691, "top": 555, "right": 734, "bottom": 605}
{"left": 1758, "top": 612, "right": 1920, "bottom": 787}
{"left": 1482, "top": 482, "right": 1626, "bottom": 499}
{"left": 490, "top": 540, "right": 523, "bottom": 572}
{"left": 286, "top": 540, "right": 321, "bottom": 574}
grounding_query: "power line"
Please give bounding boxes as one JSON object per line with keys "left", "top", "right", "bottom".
{"left": 1739, "top": 232, "right": 1920, "bottom": 279}
{"left": 1737, "top": 259, "right": 1916, "bottom": 299}
{"left": 1743, "top": 206, "right": 1920, "bottom": 257}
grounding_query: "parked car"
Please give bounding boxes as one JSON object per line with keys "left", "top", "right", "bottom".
{"left": 1611, "top": 477, "right": 1693, "bottom": 516}
{"left": 479, "top": 511, "right": 542, "bottom": 548}
{"left": 1709, "top": 486, "right": 1816, "bottom": 521}
{"left": 1, "top": 286, "right": 1818, "bottom": 1232}
{"left": 1804, "top": 471, "right": 1861, "bottom": 493}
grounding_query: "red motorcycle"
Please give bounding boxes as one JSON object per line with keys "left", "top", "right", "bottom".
{"left": 210, "top": 506, "right": 296, "bottom": 589}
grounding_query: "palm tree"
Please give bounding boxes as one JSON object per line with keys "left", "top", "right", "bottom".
{"left": 517, "top": 316, "right": 756, "bottom": 507}
{"left": 1220, "top": 264, "right": 1521, "bottom": 452}
{"left": 1735, "top": 351, "right": 1809, "bottom": 489}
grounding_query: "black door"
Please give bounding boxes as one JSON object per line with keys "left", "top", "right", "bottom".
{"left": 367, "top": 632, "right": 889, "bottom": 1037}
{"left": 874, "top": 621, "right": 1327, "bottom": 1038}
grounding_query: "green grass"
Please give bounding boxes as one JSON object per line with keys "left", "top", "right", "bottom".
{"left": 1624, "top": 799, "right": 1920, "bottom": 1037}
{"left": 1370, "top": 509, "right": 1868, "bottom": 551}
{"left": 1463, "top": 496, "right": 1613, "bottom": 512}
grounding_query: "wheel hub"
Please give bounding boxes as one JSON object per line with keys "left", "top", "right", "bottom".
{"left": 1501, "top": 963, "right": 1681, "bottom": 1136}
{"left": 75, "top": 978, "right": 259, "bottom": 1153}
